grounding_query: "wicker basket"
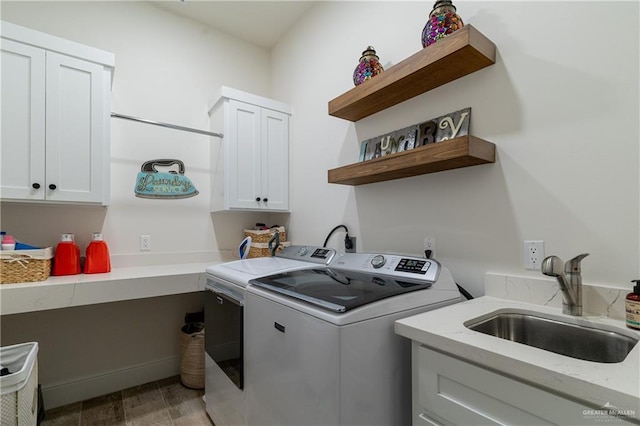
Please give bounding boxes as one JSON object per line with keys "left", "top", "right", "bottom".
{"left": 247, "top": 241, "right": 291, "bottom": 258}
{"left": 243, "top": 226, "right": 287, "bottom": 244}
{"left": 0, "top": 248, "right": 53, "bottom": 284}
{"left": 180, "top": 326, "right": 205, "bottom": 389}
{"left": 1, "top": 342, "right": 39, "bottom": 426}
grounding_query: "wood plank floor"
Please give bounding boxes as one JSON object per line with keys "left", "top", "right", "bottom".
{"left": 41, "top": 376, "right": 214, "bottom": 426}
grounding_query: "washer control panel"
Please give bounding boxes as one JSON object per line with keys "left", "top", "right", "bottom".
{"left": 395, "top": 258, "right": 431, "bottom": 274}
{"left": 332, "top": 253, "right": 440, "bottom": 283}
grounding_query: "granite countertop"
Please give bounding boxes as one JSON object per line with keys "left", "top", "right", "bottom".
{"left": 395, "top": 296, "right": 640, "bottom": 415}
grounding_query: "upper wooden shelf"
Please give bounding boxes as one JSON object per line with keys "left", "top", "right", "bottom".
{"left": 328, "top": 25, "right": 496, "bottom": 122}
{"left": 327, "top": 135, "right": 495, "bottom": 186}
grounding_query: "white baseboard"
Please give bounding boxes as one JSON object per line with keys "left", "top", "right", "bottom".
{"left": 41, "top": 356, "right": 181, "bottom": 409}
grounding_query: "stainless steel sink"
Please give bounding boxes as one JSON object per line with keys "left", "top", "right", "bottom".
{"left": 464, "top": 310, "right": 639, "bottom": 363}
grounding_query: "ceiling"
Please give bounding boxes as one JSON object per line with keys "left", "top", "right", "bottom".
{"left": 149, "top": 1, "right": 317, "bottom": 48}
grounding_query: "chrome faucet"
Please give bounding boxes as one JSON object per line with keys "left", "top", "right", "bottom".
{"left": 541, "top": 253, "right": 589, "bottom": 316}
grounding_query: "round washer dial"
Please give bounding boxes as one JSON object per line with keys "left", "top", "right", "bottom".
{"left": 371, "top": 255, "right": 386, "bottom": 268}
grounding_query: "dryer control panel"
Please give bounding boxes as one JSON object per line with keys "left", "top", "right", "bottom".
{"left": 277, "top": 245, "right": 337, "bottom": 265}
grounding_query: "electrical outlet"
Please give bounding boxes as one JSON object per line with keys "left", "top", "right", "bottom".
{"left": 424, "top": 237, "right": 436, "bottom": 259}
{"left": 345, "top": 236, "right": 356, "bottom": 253}
{"left": 524, "top": 240, "right": 544, "bottom": 270}
{"left": 140, "top": 235, "right": 151, "bottom": 251}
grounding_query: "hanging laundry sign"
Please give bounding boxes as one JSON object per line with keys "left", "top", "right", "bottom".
{"left": 134, "top": 159, "right": 199, "bottom": 199}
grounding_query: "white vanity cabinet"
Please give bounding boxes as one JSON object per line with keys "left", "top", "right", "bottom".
{"left": 1, "top": 22, "right": 114, "bottom": 205}
{"left": 413, "top": 345, "right": 636, "bottom": 426}
{"left": 209, "top": 87, "right": 290, "bottom": 212}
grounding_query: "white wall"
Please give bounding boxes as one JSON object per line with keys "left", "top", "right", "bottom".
{"left": 271, "top": 1, "right": 640, "bottom": 295}
{"left": 0, "top": 1, "right": 275, "bottom": 258}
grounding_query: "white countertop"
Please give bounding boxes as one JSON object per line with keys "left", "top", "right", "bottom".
{"left": 395, "top": 296, "right": 640, "bottom": 414}
{"left": 0, "top": 261, "right": 224, "bottom": 315}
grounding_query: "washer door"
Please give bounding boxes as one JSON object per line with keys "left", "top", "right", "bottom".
{"left": 249, "top": 268, "right": 431, "bottom": 312}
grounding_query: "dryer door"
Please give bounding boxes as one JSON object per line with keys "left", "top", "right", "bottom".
{"left": 205, "top": 280, "right": 243, "bottom": 389}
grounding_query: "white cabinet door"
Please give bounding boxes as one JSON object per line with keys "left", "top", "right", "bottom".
{"left": 227, "top": 100, "right": 262, "bottom": 210}
{"left": 0, "top": 39, "right": 46, "bottom": 200}
{"left": 45, "top": 52, "right": 106, "bottom": 203}
{"left": 225, "top": 100, "right": 289, "bottom": 211}
{"left": 414, "top": 345, "right": 637, "bottom": 426}
{"left": 260, "top": 108, "right": 289, "bottom": 211}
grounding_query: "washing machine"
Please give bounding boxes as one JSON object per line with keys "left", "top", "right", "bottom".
{"left": 203, "top": 245, "right": 337, "bottom": 426}
{"left": 245, "top": 252, "right": 462, "bottom": 426}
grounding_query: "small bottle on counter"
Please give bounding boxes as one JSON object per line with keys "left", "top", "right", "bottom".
{"left": 52, "top": 233, "right": 81, "bottom": 276}
{"left": 626, "top": 280, "right": 640, "bottom": 330}
{"left": 1, "top": 234, "right": 16, "bottom": 250}
{"left": 84, "top": 232, "right": 111, "bottom": 274}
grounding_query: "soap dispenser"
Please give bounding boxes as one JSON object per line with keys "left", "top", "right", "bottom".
{"left": 626, "top": 279, "right": 640, "bottom": 330}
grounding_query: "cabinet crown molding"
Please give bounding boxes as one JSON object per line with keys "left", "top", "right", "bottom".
{"left": 208, "top": 86, "right": 291, "bottom": 115}
{"left": 1, "top": 20, "right": 115, "bottom": 68}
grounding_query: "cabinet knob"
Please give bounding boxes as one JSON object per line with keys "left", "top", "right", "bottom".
{"left": 255, "top": 197, "right": 261, "bottom": 202}
{"left": 32, "top": 183, "right": 41, "bottom": 189}
{"left": 263, "top": 198, "right": 268, "bottom": 202}
{"left": 49, "top": 184, "right": 57, "bottom": 190}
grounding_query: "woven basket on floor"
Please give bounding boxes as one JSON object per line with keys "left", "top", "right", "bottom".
{"left": 0, "top": 248, "right": 53, "bottom": 284}
{"left": 180, "top": 328, "right": 205, "bottom": 389}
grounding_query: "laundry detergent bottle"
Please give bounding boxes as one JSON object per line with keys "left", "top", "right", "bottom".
{"left": 84, "top": 232, "right": 111, "bottom": 274}
{"left": 52, "top": 233, "right": 81, "bottom": 276}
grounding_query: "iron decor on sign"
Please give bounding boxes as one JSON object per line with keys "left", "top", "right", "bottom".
{"left": 134, "top": 159, "right": 199, "bottom": 199}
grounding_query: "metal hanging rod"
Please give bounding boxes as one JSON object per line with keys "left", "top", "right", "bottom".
{"left": 110, "top": 112, "right": 223, "bottom": 138}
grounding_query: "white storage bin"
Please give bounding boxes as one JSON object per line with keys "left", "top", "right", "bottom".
{"left": 0, "top": 342, "right": 38, "bottom": 426}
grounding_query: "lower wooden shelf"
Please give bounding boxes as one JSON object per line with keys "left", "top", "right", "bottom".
{"left": 327, "top": 135, "right": 495, "bottom": 186}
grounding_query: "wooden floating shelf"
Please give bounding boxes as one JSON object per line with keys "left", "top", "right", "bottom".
{"left": 327, "top": 135, "right": 495, "bottom": 186}
{"left": 328, "top": 25, "right": 496, "bottom": 122}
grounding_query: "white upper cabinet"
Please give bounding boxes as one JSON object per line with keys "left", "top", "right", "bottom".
{"left": 1, "top": 21, "right": 114, "bottom": 205}
{"left": 209, "top": 87, "right": 290, "bottom": 212}
{"left": 1, "top": 39, "right": 46, "bottom": 200}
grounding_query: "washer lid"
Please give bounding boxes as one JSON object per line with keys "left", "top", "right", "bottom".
{"left": 249, "top": 268, "right": 433, "bottom": 313}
